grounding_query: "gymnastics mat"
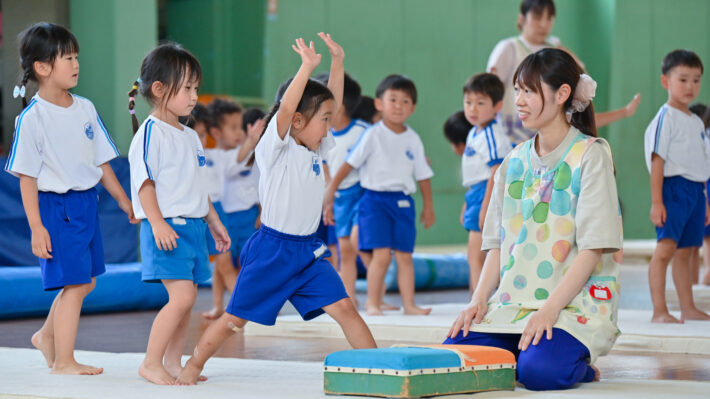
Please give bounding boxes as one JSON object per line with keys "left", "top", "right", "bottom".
{"left": 324, "top": 345, "right": 515, "bottom": 397}
{"left": 355, "top": 253, "right": 470, "bottom": 292}
{"left": 244, "top": 304, "right": 710, "bottom": 355}
{"left": 0, "top": 263, "right": 167, "bottom": 319}
{"left": 1, "top": 347, "right": 709, "bottom": 399}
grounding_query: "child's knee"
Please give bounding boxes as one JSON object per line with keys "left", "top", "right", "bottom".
{"left": 326, "top": 298, "right": 358, "bottom": 317}
{"left": 220, "top": 313, "right": 246, "bottom": 332}
{"left": 517, "top": 353, "right": 585, "bottom": 391}
{"left": 169, "top": 288, "right": 197, "bottom": 309}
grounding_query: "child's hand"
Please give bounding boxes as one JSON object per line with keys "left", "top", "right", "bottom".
{"left": 246, "top": 118, "right": 266, "bottom": 143}
{"left": 208, "top": 221, "right": 231, "bottom": 253}
{"left": 318, "top": 32, "right": 344, "bottom": 62}
{"left": 650, "top": 202, "right": 666, "bottom": 227}
{"left": 624, "top": 93, "right": 641, "bottom": 118}
{"left": 322, "top": 188, "right": 336, "bottom": 226}
{"left": 292, "top": 38, "right": 321, "bottom": 70}
{"left": 447, "top": 300, "right": 488, "bottom": 338}
{"left": 152, "top": 220, "right": 180, "bottom": 251}
{"left": 31, "top": 225, "right": 53, "bottom": 259}
{"left": 518, "top": 306, "right": 559, "bottom": 351}
{"left": 460, "top": 202, "right": 465, "bottom": 225}
{"left": 119, "top": 197, "right": 139, "bottom": 224}
{"left": 706, "top": 203, "right": 710, "bottom": 227}
{"left": 421, "top": 206, "right": 435, "bottom": 229}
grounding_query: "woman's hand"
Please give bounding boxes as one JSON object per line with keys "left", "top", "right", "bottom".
{"left": 518, "top": 306, "right": 560, "bottom": 351}
{"left": 447, "top": 300, "right": 488, "bottom": 338}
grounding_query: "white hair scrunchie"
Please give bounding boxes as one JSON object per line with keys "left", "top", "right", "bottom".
{"left": 566, "top": 74, "right": 597, "bottom": 122}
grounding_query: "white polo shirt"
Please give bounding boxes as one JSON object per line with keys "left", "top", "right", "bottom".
{"left": 204, "top": 148, "right": 228, "bottom": 202}
{"left": 221, "top": 147, "right": 260, "bottom": 213}
{"left": 5, "top": 94, "right": 120, "bottom": 193}
{"left": 346, "top": 121, "right": 434, "bottom": 195}
{"left": 255, "top": 112, "right": 328, "bottom": 236}
{"left": 462, "top": 120, "right": 513, "bottom": 187}
{"left": 644, "top": 104, "right": 710, "bottom": 182}
{"left": 325, "top": 118, "right": 370, "bottom": 190}
{"left": 128, "top": 115, "right": 209, "bottom": 219}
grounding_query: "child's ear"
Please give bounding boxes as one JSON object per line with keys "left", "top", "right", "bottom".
{"left": 151, "top": 81, "right": 165, "bottom": 99}
{"left": 453, "top": 142, "right": 467, "bottom": 156}
{"left": 660, "top": 74, "right": 669, "bottom": 90}
{"left": 33, "top": 61, "right": 52, "bottom": 79}
{"left": 292, "top": 112, "right": 305, "bottom": 130}
{"left": 374, "top": 97, "right": 384, "bottom": 112}
{"left": 493, "top": 100, "right": 504, "bottom": 113}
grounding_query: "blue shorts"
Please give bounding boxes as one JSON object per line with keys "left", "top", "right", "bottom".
{"left": 226, "top": 225, "right": 348, "bottom": 325}
{"left": 206, "top": 201, "right": 228, "bottom": 256}
{"left": 705, "top": 179, "right": 710, "bottom": 237}
{"left": 140, "top": 218, "right": 211, "bottom": 283}
{"left": 334, "top": 183, "right": 364, "bottom": 238}
{"left": 316, "top": 219, "right": 338, "bottom": 246}
{"left": 224, "top": 204, "right": 260, "bottom": 265}
{"left": 463, "top": 180, "right": 488, "bottom": 232}
{"left": 38, "top": 188, "right": 105, "bottom": 291}
{"left": 358, "top": 189, "right": 416, "bottom": 253}
{"left": 657, "top": 176, "right": 705, "bottom": 248}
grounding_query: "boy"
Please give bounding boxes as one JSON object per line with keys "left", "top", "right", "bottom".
{"left": 326, "top": 74, "right": 434, "bottom": 316}
{"left": 459, "top": 73, "right": 512, "bottom": 292}
{"left": 644, "top": 49, "right": 710, "bottom": 323}
{"left": 442, "top": 110, "right": 472, "bottom": 156}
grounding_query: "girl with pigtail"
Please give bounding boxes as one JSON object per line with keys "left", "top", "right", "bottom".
{"left": 126, "top": 43, "right": 231, "bottom": 385}
{"left": 447, "top": 48, "right": 623, "bottom": 391}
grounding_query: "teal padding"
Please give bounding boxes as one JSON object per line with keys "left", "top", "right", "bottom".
{"left": 355, "top": 253, "right": 469, "bottom": 292}
{"left": 325, "top": 347, "right": 461, "bottom": 370}
{"left": 0, "top": 263, "right": 168, "bottom": 319}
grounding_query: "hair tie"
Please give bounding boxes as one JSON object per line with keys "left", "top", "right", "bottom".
{"left": 137, "top": 77, "right": 142, "bottom": 83}
{"left": 129, "top": 109, "right": 135, "bottom": 115}
{"left": 566, "top": 74, "right": 597, "bottom": 122}
{"left": 129, "top": 96, "right": 135, "bottom": 102}
{"left": 13, "top": 85, "right": 26, "bottom": 98}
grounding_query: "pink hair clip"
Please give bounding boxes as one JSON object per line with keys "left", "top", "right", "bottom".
{"left": 129, "top": 96, "right": 135, "bottom": 102}
{"left": 129, "top": 109, "right": 135, "bottom": 115}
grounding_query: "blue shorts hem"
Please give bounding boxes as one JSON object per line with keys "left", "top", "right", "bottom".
{"left": 225, "top": 308, "right": 277, "bottom": 326}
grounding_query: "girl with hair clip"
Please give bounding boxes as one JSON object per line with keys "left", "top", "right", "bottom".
{"left": 5, "top": 22, "right": 135, "bottom": 375}
{"left": 447, "top": 48, "right": 623, "bottom": 391}
{"left": 126, "top": 43, "right": 231, "bottom": 385}
{"left": 175, "top": 33, "right": 376, "bottom": 385}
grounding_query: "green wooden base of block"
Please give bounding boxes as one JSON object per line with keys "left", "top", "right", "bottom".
{"left": 324, "top": 368, "right": 515, "bottom": 398}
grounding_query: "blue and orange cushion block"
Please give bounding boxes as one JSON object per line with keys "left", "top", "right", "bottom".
{"left": 324, "top": 345, "right": 516, "bottom": 397}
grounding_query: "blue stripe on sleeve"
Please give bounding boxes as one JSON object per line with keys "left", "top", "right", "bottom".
{"left": 487, "top": 125, "right": 498, "bottom": 159}
{"left": 484, "top": 127, "right": 494, "bottom": 161}
{"left": 97, "top": 112, "right": 120, "bottom": 156}
{"left": 5, "top": 99, "right": 38, "bottom": 171}
{"left": 653, "top": 106, "right": 668, "bottom": 153}
{"left": 143, "top": 120, "right": 154, "bottom": 180}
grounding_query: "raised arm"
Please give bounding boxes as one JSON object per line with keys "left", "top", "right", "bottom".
{"left": 237, "top": 118, "right": 266, "bottom": 163}
{"left": 318, "top": 32, "right": 345, "bottom": 113}
{"left": 277, "top": 38, "right": 322, "bottom": 138}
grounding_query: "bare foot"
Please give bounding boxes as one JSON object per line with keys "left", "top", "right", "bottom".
{"left": 31, "top": 330, "right": 54, "bottom": 368}
{"left": 381, "top": 302, "right": 401, "bottom": 311}
{"left": 52, "top": 361, "right": 103, "bottom": 375}
{"left": 651, "top": 312, "right": 683, "bottom": 323}
{"left": 175, "top": 360, "right": 204, "bottom": 386}
{"left": 139, "top": 362, "right": 175, "bottom": 385}
{"left": 165, "top": 363, "right": 208, "bottom": 382}
{"left": 201, "top": 307, "right": 224, "bottom": 320}
{"left": 591, "top": 365, "right": 600, "bottom": 381}
{"left": 365, "top": 306, "right": 384, "bottom": 316}
{"left": 403, "top": 305, "right": 432, "bottom": 315}
{"left": 681, "top": 308, "right": 710, "bottom": 321}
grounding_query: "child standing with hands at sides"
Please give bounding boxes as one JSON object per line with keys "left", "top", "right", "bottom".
{"left": 5, "top": 22, "right": 135, "bottom": 376}
{"left": 459, "top": 73, "right": 513, "bottom": 292}
{"left": 127, "top": 43, "right": 231, "bottom": 385}
{"left": 447, "top": 48, "right": 623, "bottom": 391}
{"left": 644, "top": 50, "right": 710, "bottom": 323}
{"left": 325, "top": 75, "right": 435, "bottom": 316}
{"left": 176, "top": 34, "right": 375, "bottom": 385}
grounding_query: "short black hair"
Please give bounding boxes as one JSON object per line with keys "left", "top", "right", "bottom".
{"left": 520, "top": 0, "right": 556, "bottom": 17}
{"left": 184, "top": 103, "right": 210, "bottom": 129}
{"left": 443, "top": 110, "right": 472, "bottom": 145}
{"left": 207, "top": 98, "right": 243, "bottom": 128}
{"left": 662, "top": 49, "right": 704, "bottom": 75}
{"left": 376, "top": 74, "right": 417, "bottom": 104}
{"left": 242, "top": 106, "right": 266, "bottom": 131}
{"left": 463, "top": 73, "right": 505, "bottom": 104}
{"left": 314, "top": 72, "right": 362, "bottom": 118}
{"left": 352, "top": 96, "right": 378, "bottom": 123}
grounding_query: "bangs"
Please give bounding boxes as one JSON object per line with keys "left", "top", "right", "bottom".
{"left": 512, "top": 54, "right": 544, "bottom": 96}
{"left": 56, "top": 32, "right": 80, "bottom": 56}
{"left": 164, "top": 51, "right": 202, "bottom": 99}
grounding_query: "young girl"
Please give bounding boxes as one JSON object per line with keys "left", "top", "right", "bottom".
{"left": 127, "top": 43, "right": 231, "bottom": 385}
{"left": 446, "top": 48, "right": 623, "bottom": 391}
{"left": 5, "top": 22, "right": 135, "bottom": 375}
{"left": 175, "top": 34, "right": 376, "bottom": 385}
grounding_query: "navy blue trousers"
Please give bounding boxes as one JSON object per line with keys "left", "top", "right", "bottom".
{"left": 444, "top": 328, "right": 595, "bottom": 391}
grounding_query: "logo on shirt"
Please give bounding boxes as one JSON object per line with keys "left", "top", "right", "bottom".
{"left": 206, "top": 159, "right": 214, "bottom": 167}
{"left": 197, "top": 150, "right": 206, "bottom": 167}
{"left": 239, "top": 169, "right": 251, "bottom": 177}
{"left": 405, "top": 149, "right": 414, "bottom": 160}
{"left": 464, "top": 146, "right": 476, "bottom": 157}
{"left": 312, "top": 155, "right": 321, "bottom": 176}
{"left": 84, "top": 122, "right": 94, "bottom": 140}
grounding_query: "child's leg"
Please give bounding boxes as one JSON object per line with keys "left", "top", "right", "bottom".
{"left": 394, "top": 250, "right": 432, "bottom": 315}
{"left": 365, "top": 248, "right": 392, "bottom": 315}
{"left": 327, "top": 244, "right": 339, "bottom": 270}
{"left": 703, "top": 237, "right": 710, "bottom": 285}
{"left": 176, "top": 312, "right": 247, "bottom": 385}
{"left": 673, "top": 247, "right": 710, "bottom": 320}
{"left": 139, "top": 279, "right": 197, "bottom": 385}
{"left": 689, "top": 247, "right": 700, "bottom": 285}
{"left": 51, "top": 278, "right": 102, "bottom": 375}
{"left": 164, "top": 283, "right": 199, "bottom": 377}
{"left": 467, "top": 231, "right": 486, "bottom": 293}
{"left": 203, "top": 252, "right": 236, "bottom": 319}
{"left": 356, "top": 232, "right": 399, "bottom": 311}
{"left": 323, "top": 298, "right": 376, "bottom": 349}
{"left": 338, "top": 235, "right": 359, "bottom": 306}
{"left": 32, "top": 288, "right": 62, "bottom": 368}
{"left": 649, "top": 238, "right": 681, "bottom": 323}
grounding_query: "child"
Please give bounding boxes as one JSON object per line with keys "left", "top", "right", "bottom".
{"left": 187, "top": 102, "right": 210, "bottom": 142}
{"left": 127, "top": 43, "right": 231, "bottom": 385}
{"left": 447, "top": 48, "right": 622, "bottom": 391}
{"left": 318, "top": 72, "right": 370, "bottom": 304}
{"left": 325, "top": 74, "right": 435, "bottom": 316}
{"left": 351, "top": 95, "right": 381, "bottom": 124}
{"left": 5, "top": 22, "right": 135, "bottom": 375}
{"left": 442, "top": 110, "right": 472, "bottom": 156}
{"left": 459, "top": 73, "right": 512, "bottom": 292}
{"left": 176, "top": 34, "right": 376, "bottom": 385}
{"left": 644, "top": 49, "right": 710, "bottom": 323}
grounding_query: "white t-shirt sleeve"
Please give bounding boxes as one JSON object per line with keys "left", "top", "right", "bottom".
{"left": 255, "top": 111, "right": 289, "bottom": 170}
{"left": 487, "top": 39, "right": 516, "bottom": 83}
{"left": 91, "top": 105, "right": 120, "bottom": 166}
{"left": 481, "top": 157, "right": 508, "bottom": 250}
{"left": 345, "top": 129, "right": 373, "bottom": 169}
{"left": 650, "top": 111, "right": 673, "bottom": 161}
{"left": 413, "top": 135, "right": 434, "bottom": 181}
{"left": 129, "top": 120, "right": 161, "bottom": 190}
{"left": 484, "top": 126, "right": 508, "bottom": 166}
{"left": 5, "top": 113, "right": 42, "bottom": 178}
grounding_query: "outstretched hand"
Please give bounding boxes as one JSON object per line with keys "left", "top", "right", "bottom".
{"left": 318, "top": 32, "right": 344, "bottom": 61}
{"left": 624, "top": 93, "right": 641, "bottom": 118}
{"left": 292, "top": 38, "right": 321, "bottom": 69}
{"left": 246, "top": 118, "right": 266, "bottom": 142}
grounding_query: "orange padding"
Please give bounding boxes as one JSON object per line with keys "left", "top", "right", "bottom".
{"left": 426, "top": 345, "right": 516, "bottom": 367}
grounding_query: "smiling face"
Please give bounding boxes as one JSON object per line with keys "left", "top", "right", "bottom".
{"left": 293, "top": 99, "right": 335, "bottom": 151}
{"left": 514, "top": 80, "right": 569, "bottom": 131}
{"left": 463, "top": 91, "right": 502, "bottom": 128}
{"left": 662, "top": 65, "right": 702, "bottom": 109}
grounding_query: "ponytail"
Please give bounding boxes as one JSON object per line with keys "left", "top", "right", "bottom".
{"left": 247, "top": 101, "right": 279, "bottom": 167}
{"left": 128, "top": 80, "right": 140, "bottom": 134}
{"left": 570, "top": 103, "right": 596, "bottom": 137}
